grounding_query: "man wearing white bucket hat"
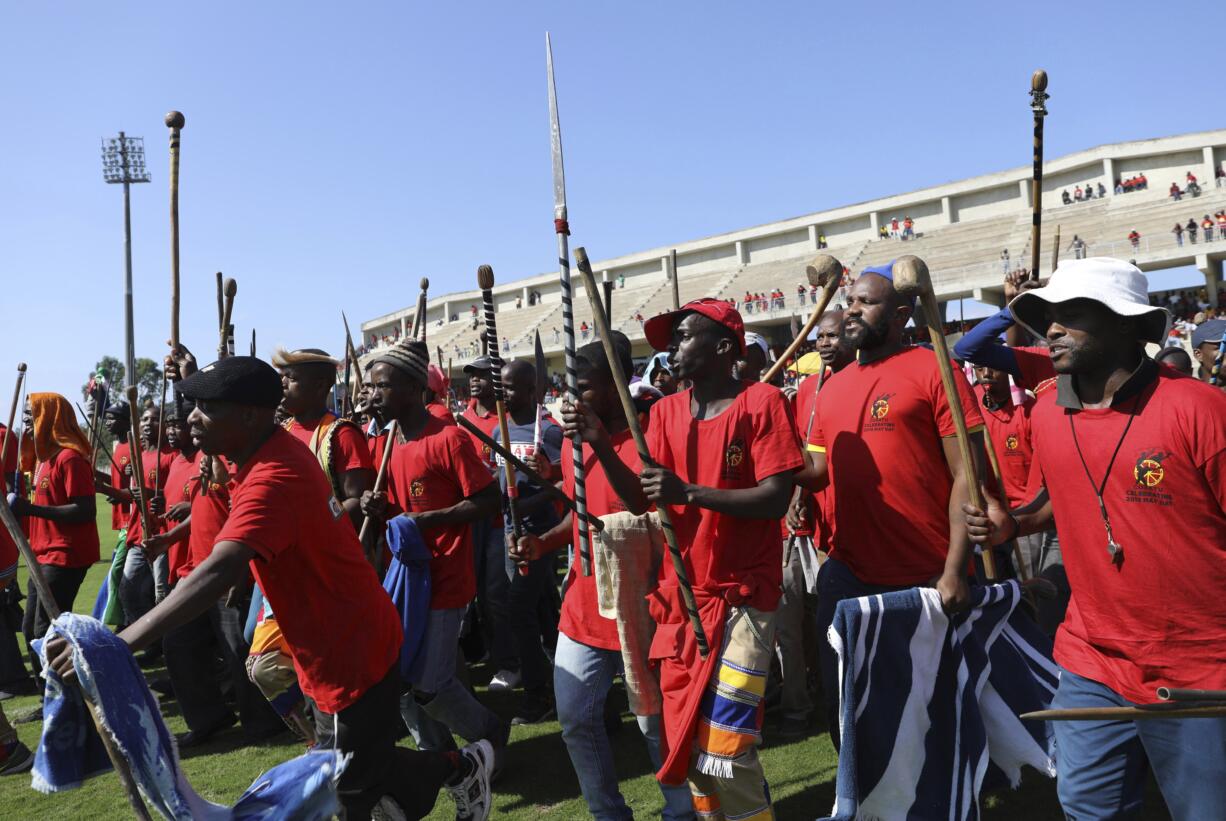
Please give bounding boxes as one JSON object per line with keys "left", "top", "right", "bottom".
{"left": 964, "top": 258, "right": 1226, "bottom": 820}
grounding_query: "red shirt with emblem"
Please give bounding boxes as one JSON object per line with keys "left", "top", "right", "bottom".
{"left": 0, "top": 427, "right": 20, "bottom": 575}
{"left": 285, "top": 415, "right": 373, "bottom": 478}
{"left": 215, "top": 428, "right": 401, "bottom": 713}
{"left": 109, "top": 440, "right": 132, "bottom": 530}
{"left": 645, "top": 381, "right": 804, "bottom": 611}
{"left": 808, "top": 346, "right": 984, "bottom": 585}
{"left": 975, "top": 387, "right": 1036, "bottom": 509}
{"left": 29, "top": 448, "right": 99, "bottom": 567}
{"left": 386, "top": 416, "right": 494, "bottom": 610}
{"left": 161, "top": 451, "right": 202, "bottom": 582}
{"left": 184, "top": 457, "right": 231, "bottom": 579}
{"left": 788, "top": 370, "right": 836, "bottom": 550}
{"left": 460, "top": 401, "right": 500, "bottom": 469}
{"left": 125, "top": 445, "right": 178, "bottom": 545}
{"left": 1031, "top": 366, "right": 1226, "bottom": 703}
{"left": 558, "top": 427, "right": 642, "bottom": 651}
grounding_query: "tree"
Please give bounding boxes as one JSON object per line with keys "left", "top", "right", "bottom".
{"left": 133, "top": 358, "right": 162, "bottom": 407}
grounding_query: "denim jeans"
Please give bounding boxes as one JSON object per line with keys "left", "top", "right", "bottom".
{"left": 554, "top": 632, "right": 695, "bottom": 821}
{"left": 120, "top": 545, "right": 168, "bottom": 626}
{"left": 400, "top": 607, "right": 505, "bottom": 753}
{"left": 472, "top": 516, "right": 516, "bottom": 671}
{"left": 1052, "top": 669, "right": 1226, "bottom": 820}
{"left": 508, "top": 554, "right": 555, "bottom": 693}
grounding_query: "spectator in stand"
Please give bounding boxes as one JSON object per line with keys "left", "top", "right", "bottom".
{"left": 617, "top": 274, "right": 625, "bottom": 289}
{"left": 902, "top": 215, "right": 914, "bottom": 239}
{"left": 1074, "top": 185, "right": 1083, "bottom": 202}
{"left": 1173, "top": 222, "right": 1185, "bottom": 247}
{"left": 1188, "top": 218, "right": 1199, "bottom": 244}
{"left": 797, "top": 283, "right": 807, "bottom": 307}
{"left": 1170, "top": 182, "right": 1182, "bottom": 201}
{"left": 553, "top": 327, "right": 560, "bottom": 344}
{"left": 1203, "top": 215, "right": 1215, "bottom": 243}
{"left": 1062, "top": 189, "right": 1072, "bottom": 205}
{"left": 890, "top": 217, "right": 899, "bottom": 238}
{"left": 1187, "top": 171, "right": 1198, "bottom": 186}
{"left": 580, "top": 321, "right": 590, "bottom": 341}
{"left": 1127, "top": 229, "right": 1141, "bottom": 251}
{"left": 1217, "top": 212, "right": 1226, "bottom": 236}
{"left": 634, "top": 312, "right": 644, "bottom": 328}
{"left": 878, "top": 225, "right": 889, "bottom": 240}
{"left": 817, "top": 233, "right": 827, "bottom": 249}
{"left": 516, "top": 296, "right": 522, "bottom": 309}
{"left": 1000, "top": 249, "right": 1010, "bottom": 273}
{"left": 1069, "top": 235, "right": 1087, "bottom": 260}
{"left": 1096, "top": 182, "right": 1107, "bottom": 198}
{"left": 1137, "top": 173, "right": 1148, "bottom": 190}
{"left": 1114, "top": 181, "right": 1124, "bottom": 195}
{"left": 1217, "top": 166, "right": 1226, "bottom": 187}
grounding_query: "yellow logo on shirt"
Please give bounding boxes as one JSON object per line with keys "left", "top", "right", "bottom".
{"left": 1133, "top": 451, "right": 1168, "bottom": 488}
{"left": 726, "top": 439, "right": 745, "bottom": 468}
{"left": 870, "top": 394, "right": 892, "bottom": 420}
{"left": 1005, "top": 434, "right": 1020, "bottom": 451}
{"left": 410, "top": 479, "right": 426, "bottom": 498}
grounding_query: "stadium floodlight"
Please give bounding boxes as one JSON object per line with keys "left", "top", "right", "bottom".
{"left": 101, "top": 132, "right": 150, "bottom": 388}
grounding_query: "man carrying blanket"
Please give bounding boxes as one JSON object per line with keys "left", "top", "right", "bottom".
{"left": 965, "top": 258, "right": 1226, "bottom": 820}
{"left": 46, "top": 355, "right": 494, "bottom": 821}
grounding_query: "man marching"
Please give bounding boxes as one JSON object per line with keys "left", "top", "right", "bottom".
{"left": 794, "top": 264, "right": 983, "bottom": 748}
{"left": 964, "top": 258, "right": 1226, "bottom": 819}
{"left": 569, "top": 299, "right": 802, "bottom": 820}
{"left": 47, "top": 355, "right": 494, "bottom": 821}
{"left": 523, "top": 331, "right": 695, "bottom": 820}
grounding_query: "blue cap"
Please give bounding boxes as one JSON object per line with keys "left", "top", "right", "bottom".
{"left": 860, "top": 260, "right": 916, "bottom": 310}
{"left": 1191, "top": 318, "right": 1226, "bottom": 348}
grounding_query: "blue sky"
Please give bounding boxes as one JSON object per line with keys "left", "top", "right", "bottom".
{"left": 1, "top": 1, "right": 1216, "bottom": 403}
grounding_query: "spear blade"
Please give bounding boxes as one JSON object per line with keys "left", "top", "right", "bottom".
{"left": 547, "top": 32, "right": 566, "bottom": 221}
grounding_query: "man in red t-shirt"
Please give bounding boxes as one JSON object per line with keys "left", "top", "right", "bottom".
{"left": 795, "top": 264, "right": 983, "bottom": 749}
{"left": 966, "top": 258, "right": 1226, "bottom": 820}
{"left": 513, "top": 332, "right": 694, "bottom": 818}
{"left": 96, "top": 401, "right": 133, "bottom": 540}
{"left": 460, "top": 355, "right": 519, "bottom": 690}
{"left": 571, "top": 299, "right": 801, "bottom": 817}
{"left": 360, "top": 340, "right": 507, "bottom": 766}
{"left": 49, "top": 355, "right": 493, "bottom": 820}
{"left": 10, "top": 393, "right": 97, "bottom": 681}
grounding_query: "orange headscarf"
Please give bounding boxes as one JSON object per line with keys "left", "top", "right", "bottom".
{"left": 28, "top": 392, "right": 92, "bottom": 465}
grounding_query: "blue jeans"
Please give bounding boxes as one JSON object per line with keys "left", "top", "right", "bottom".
{"left": 120, "top": 545, "right": 169, "bottom": 626}
{"left": 1053, "top": 669, "right": 1226, "bottom": 820}
{"left": 400, "top": 607, "right": 506, "bottom": 754}
{"left": 554, "top": 632, "right": 694, "bottom": 821}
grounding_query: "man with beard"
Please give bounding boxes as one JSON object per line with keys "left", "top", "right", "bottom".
{"left": 568, "top": 299, "right": 801, "bottom": 820}
{"left": 48, "top": 356, "right": 495, "bottom": 820}
{"left": 794, "top": 263, "right": 983, "bottom": 749}
{"left": 964, "top": 259, "right": 1226, "bottom": 820}
{"left": 772, "top": 310, "right": 856, "bottom": 738}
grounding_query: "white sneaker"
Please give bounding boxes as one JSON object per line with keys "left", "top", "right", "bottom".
{"left": 448, "top": 739, "right": 494, "bottom": 821}
{"left": 487, "top": 669, "right": 521, "bottom": 692}
{"left": 371, "top": 795, "right": 408, "bottom": 821}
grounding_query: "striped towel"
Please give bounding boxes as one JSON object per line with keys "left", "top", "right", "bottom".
{"left": 824, "top": 582, "right": 1057, "bottom": 821}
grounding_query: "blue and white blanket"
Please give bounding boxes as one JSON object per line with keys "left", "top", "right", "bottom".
{"left": 33, "top": 612, "right": 347, "bottom": 820}
{"left": 383, "top": 515, "right": 432, "bottom": 684}
{"left": 824, "top": 581, "right": 1059, "bottom": 821}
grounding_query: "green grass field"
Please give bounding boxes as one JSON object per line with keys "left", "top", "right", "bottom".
{"left": 0, "top": 499, "right": 1171, "bottom": 819}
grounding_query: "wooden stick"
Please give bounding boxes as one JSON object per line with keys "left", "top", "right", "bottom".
{"left": 892, "top": 256, "right": 998, "bottom": 580}
{"left": 165, "top": 111, "right": 185, "bottom": 350}
{"left": 3, "top": 364, "right": 27, "bottom": 482}
{"left": 669, "top": 248, "right": 681, "bottom": 311}
{"left": 978, "top": 421, "right": 1029, "bottom": 581}
{"left": 477, "top": 266, "right": 528, "bottom": 569}
{"left": 0, "top": 491, "right": 152, "bottom": 820}
{"left": 456, "top": 414, "right": 602, "bottom": 531}
{"left": 215, "top": 271, "right": 224, "bottom": 332}
{"left": 341, "top": 311, "right": 365, "bottom": 389}
{"left": 1028, "top": 70, "right": 1049, "bottom": 282}
{"left": 219, "top": 277, "right": 237, "bottom": 359}
{"left": 359, "top": 420, "right": 398, "bottom": 562}
{"left": 1022, "top": 703, "right": 1226, "bottom": 722}
{"left": 124, "top": 386, "right": 155, "bottom": 546}
{"left": 574, "top": 247, "right": 709, "bottom": 657}
{"left": 75, "top": 403, "right": 115, "bottom": 469}
{"left": 415, "top": 277, "right": 429, "bottom": 343}
{"left": 761, "top": 255, "right": 843, "bottom": 385}
{"left": 1050, "top": 224, "right": 1061, "bottom": 274}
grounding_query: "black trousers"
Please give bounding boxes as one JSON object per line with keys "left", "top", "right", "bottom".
{"left": 0, "top": 580, "right": 32, "bottom": 691}
{"left": 22, "top": 565, "right": 88, "bottom": 679}
{"left": 312, "top": 665, "right": 454, "bottom": 821}
{"left": 163, "top": 596, "right": 283, "bottom": 737}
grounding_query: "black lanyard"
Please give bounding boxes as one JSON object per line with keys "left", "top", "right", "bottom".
{"left": 1068, "top": 396, "right": 1140, "bottom": 561}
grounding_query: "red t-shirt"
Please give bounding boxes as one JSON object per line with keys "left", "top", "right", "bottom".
{"left": 785, "top": 370, "right": 830, "bottom": 544}
{"left": 460, "top": 402, "right": 500, "bottom": 470}
{"left": 125, "top": 446, "right": 178, "bottom": 545}
{"left": 558, "top": 427, "right": 641, "bottom": 651}
{"left": 1013, "top": 345, "right": 1057, "bottom": 394}
{"left": 161, "top": 451, "right": 202, "bottom": 582}
{"left": 0, "top": 427, "right": 20, "bottom": 575}
{"left": 1032, "top": 366, "right": 1226, "bottom": 703}
{"left": 385, "top": 416, "right": 494, "bottom": 610}
{"left": 216, "top": 428, "right": 401, "bottom": 713}
{"left": 109, "top": 440, "right": 132, "bottom": 531}
{"left": 184, "top": 458, "right": 231, "bottom": 579}
{"left": 427, "top": 402, "right": 456, "bottom": 426}
{"left": 808, "top": 346, "right": 984, "bottom": 585}
{"left": 284, "top": 416, "right": 373, "bottom": 478}
{"left": 28, "top": 448, "right": 100, "bottom": 567}
{"left": 645, "top": 381, "right": 803, "bottom": 611}
{"left": 976, "top": 388, "right": 1036, "bottom": 509}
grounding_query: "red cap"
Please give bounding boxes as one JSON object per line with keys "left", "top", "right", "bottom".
{"left": 644, "top": 298, "right": 746, "bottom": 354}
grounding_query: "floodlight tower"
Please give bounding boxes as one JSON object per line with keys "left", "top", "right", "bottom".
{"left": 101, "top": 132, "right": 150, "bottom": 388}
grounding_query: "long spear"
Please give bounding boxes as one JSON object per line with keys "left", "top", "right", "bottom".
{"left": 415, "top": 277, "right": 429, "bottom": 343}
{"left": 547, "top": 32, "right": 593, "bottom": 576}
{"left": 575, "top": 247, "right": 709, "bottom": 657}
{"left": 2, "top": 364, "right": 25, "bottom": 486}
{"left": 1028, "top": 70, "right": 1049, "bottom": 281}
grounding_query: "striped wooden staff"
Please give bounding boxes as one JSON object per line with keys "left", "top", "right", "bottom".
{"left": 574, "top": 247, "right": 709, "bottom": 657}
{"left": 1028, "top": 70, "right": 1049, "bottom": 281}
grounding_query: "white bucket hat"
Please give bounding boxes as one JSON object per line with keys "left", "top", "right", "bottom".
{"left": 1009, "top": 257, "right": 1171, "bottom": 345}
{"left": 744, "top": 331, "right": 773, "bottom": 362}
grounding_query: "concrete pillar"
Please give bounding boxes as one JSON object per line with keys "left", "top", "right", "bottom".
{"left": 521, "top": 285, "right": 529, "bottom": 307}
{"left": 399, "top": 316, "right": 408, "bottom": 338}
{"left": 1019, "top": 178, "right": 1031, "bottom": 207}
{"left": 1204, "top": 146, "right": 1216, "bottom": 184}
{"left": 869, "top": 212, "right": 880, "bottom": 238}
{"left": 973, "top": 286, "right": 1007, "bottom": 308}
{"left": 1197, "top": 254, "right": 1221, "bottom": 309}
{"left": 443, "top": 300, "right": 451, "bottom": 322}
{"left": 941, "top": 196, "right": 953, "bottom": 225}
{"left": 808, "top": 224, "right": 819, "bottom": 250}
{"left": 1103, "top": 158, "right": 1115, "bottom": 193}
{"left": 735, "top": 241, "right": 749, "bottom": 265}
{"left": 660, "top": 257, "right": 671, "bottom": 279}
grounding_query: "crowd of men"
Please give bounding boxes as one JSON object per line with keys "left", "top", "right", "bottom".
{"left": 0, "top": 254, "right": 1223, "bottom": 820}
